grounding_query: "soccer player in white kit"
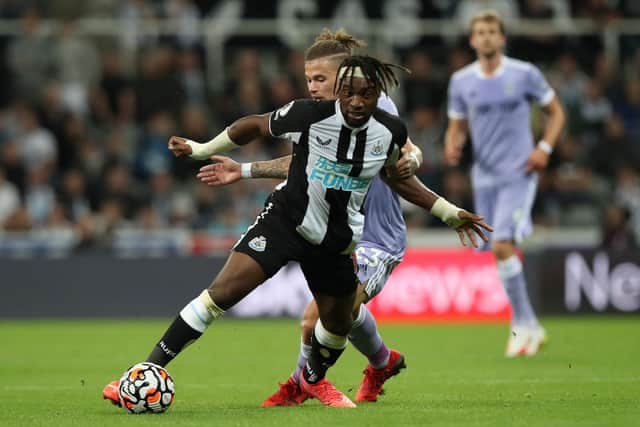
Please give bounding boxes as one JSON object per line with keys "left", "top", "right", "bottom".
{"left": 444, "top": 10, "right": 566, "bottom": 357}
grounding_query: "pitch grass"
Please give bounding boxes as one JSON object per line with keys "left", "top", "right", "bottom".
{"left": 1, "top": 317, "right": 639, "bottom": 427}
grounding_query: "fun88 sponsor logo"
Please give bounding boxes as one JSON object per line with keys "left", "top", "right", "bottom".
{"left": 309, "top": 157, "right": 370, "bottom": 191}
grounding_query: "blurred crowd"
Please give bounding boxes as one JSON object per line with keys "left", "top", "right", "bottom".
{"left": 0, "top": 0, "right": 639, "bottom": 251}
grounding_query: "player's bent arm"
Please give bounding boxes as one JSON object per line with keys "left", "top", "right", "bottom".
{"left": 249, "top": 155, "right": 292, "bottom": 180}
{"left": 381, "top": 173, "right": 464, "bottom": 227}
{"left": 539, "top": 96, "right": 565, "bottom": 152}
{"left": 185, "top": 114, "right": 271, "bottom": 160}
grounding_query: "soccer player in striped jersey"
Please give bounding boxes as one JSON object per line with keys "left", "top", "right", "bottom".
{"left": 444, "top": 10, "right": 565, "bottom": 357}
{"left": 103, "top": 55, "right": 489, "bottom": 409}
{"left": 195, "top": 29, "right": 490, "bottom": 406}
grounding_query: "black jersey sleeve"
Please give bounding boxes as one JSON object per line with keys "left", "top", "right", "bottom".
{"left": 268, "top": 99, "right": 320, "bottom": 137}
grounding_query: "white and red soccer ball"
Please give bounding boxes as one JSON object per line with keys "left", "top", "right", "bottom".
{"left": 118, "top": 362, "right": 175, "bottom": 414}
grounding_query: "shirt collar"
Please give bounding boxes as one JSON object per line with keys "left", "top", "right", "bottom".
{"left": 474, "top": 55, "right": 506, "bottom": 79}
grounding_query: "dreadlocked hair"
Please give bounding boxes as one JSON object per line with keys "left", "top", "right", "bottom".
{"left": 334, "top": 55, "right": 409, "bottom": 95}
{"left": 305, "top": 28, "right": 366, "bottom": 62}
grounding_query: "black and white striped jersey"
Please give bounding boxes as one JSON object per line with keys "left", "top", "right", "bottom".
{"left": 268, "top": 98, "right": 407, "bottom": 254}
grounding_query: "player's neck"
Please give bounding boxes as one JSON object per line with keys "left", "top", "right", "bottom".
{"left": 478, "top": 53, "right": 503, "bottom": 77}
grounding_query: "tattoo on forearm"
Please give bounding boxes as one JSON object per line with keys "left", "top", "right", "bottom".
{"left": 250, "top": 156, "right": 291, "bottom": 179}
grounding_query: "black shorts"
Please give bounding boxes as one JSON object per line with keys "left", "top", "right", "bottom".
{"left": 233, "top": 202, "right": 358, "bottom": 297}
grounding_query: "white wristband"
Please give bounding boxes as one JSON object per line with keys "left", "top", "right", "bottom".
{"left": 430, "top": 197, "right": 464, "bottom": 228}
{"left": 186, "top": 128, "right": 239, "bottom": 160}
{"left": 240, "top": 163, "right": 252, "bottom": 179}
{"left": 537, "top": 140, "right": 553, "bottom": 155}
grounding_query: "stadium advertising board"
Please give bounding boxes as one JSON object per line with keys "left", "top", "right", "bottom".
{"left": 366, "top": 249, "right": 511, "bottom": 322}
{"left": 537, "top": 249, "right": 640, "bottom": 313}
{"left": 229, "top": 249, "right": 511, "bottom": 322}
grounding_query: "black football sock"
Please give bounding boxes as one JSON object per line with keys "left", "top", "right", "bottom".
{"left": 302, "top": 332, "right": 346, "bottom": 384}
{"left": 146, "top": 315, "right": 202, "bottom": 367}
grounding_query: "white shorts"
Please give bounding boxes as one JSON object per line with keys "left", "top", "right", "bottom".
{"left": 355, "top": 245, "right": 402, "bottom": 302}
{"left": 473, "top": 174, "right": 538, "bottom": 245}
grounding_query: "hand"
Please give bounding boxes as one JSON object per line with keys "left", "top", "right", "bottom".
{"left": 452, "top": 210, "right": 493, "bottom": 248}
{"left": 444, "top": 142, "right": 462, "bottom": 166}
{"left": 168, "top": 136, "right": 193, "bottom": 157}
{"left": 196, "top": 155, "right": 242, "bottom": 186}
{"left": 525, "top": 148, "right": 549, "bottom": 174}
{"left": 387, "top": 145, "right": 420, "bottom": 179}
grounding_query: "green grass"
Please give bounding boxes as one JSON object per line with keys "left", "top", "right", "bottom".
{"left": 1, "top": 316, "right": 639, "bottom": 426}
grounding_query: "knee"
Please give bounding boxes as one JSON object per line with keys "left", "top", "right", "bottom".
{"left": 300, "top": 315, "right": 316, "bottom": 342}
{"left": 320, "top": 318, "right": 351, "bottom": 337}
{"left": 206, "top": 275, "right": 247, "bottom": 310}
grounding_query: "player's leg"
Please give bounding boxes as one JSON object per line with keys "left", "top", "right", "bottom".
{"left": 349, "top": 247, "right": 399, "bottom": 369}
{"left": 294, "top": 301, "right": 317, "bottom": 382}
{"left": 261, "top": 301, "right": 316, "bottom": 407}
{"left": 297, "top": 253, "right": 358, "bottom": 407}
{"left": 104, "top": 203, "right": 291, "bottom": 406}
{"left": 103, "top": 251, "right": 267, "bottom": 405}
{"left": 493, "top": 176, "right": 546, "bottom": 357}
{"left": 350, "top": 246, "right": 405, "bottom": 402}
{"left": 145, "top": 251, "right": 267, "bottom": 366}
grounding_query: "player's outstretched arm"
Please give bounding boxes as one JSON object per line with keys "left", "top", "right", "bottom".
{"left": 197, "top": 155, "right": 292, "bottom": 187}
{"left": 381, "top": 172, "right": 493, "bottom": 247}
{"left": 386, "top": 139, "right": 423, "bottom": 179}
{"left": 168, "top": 114, "right": 271, "bottom": 160}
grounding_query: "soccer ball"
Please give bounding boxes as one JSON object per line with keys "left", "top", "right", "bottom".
{"left": 118, "top": 362, "right": 175, "bottom": 414}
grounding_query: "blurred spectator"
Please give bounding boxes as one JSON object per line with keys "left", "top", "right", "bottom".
{"left": 408, "top": 106, "right": 445, "bottom": 186}
{"left": 52, "top": 20, "right": 102, "bottom": 115}
{"left": 593, "top": 53, "right": 624, "bottom": 104}
{"left": 93, "top": 197, "right": 128, "bottom": 248}
{"left": 6, "top": 7, "right": 54, "bottom": 103}
{"left": 217, "top": 49, "right": 269, "bottom": 123}
{"left": 455, "top": 0, "right": 519, "bottom": 30}
{"left": 135, "top": 46, "right": 184, "bottom": 122}
{"left": 267, "top": 76, "right": 298, "bottom": 112}
{"left": 136, "top": 111, "right": 176, "bottom": 177}
{"left": 177, "top": 49, "right": 207, "bottom": 105}
{"left": 575, "top": 0, "right": 620, "bottom": 24}
{"left": 590, "top": 114, "right": 640, "bottom": 179}
{"left": 59, "top": 168, "right": 92, "bottom": 223}
{"left": 118, "top": 0, "right": 160, "bottom": 55}
{"left": 600, "top": 204, "right": 637, "bottom": 251}
{"left": 16, "top": 105, "right": 58, "bottom": 173}
{"left": 544, "top": 134, "right": 604, "bottom": 225}
{"left": 402, "top": 50, "right": 445, "bottom": 112}
{"left": 96, "top": 51, "right": 133, "bottom": 122}
{"left": 0, "top": 167, "right": 21, "bottom": 229}
{"left": 281, "top": 49, "right": 309, "bottom": 99}
{"left": 613, "top": 165, "right": 640, "bottom": 240}
{"left": 164, "top": 0, "right": 201, "bottom": 49}
{"left": 0, "top": 141, "right": 26, "bottom": 192}
{"left": 615, "top": 79, "right": 640, "bottom": 140}
{"left": 94, "top": 162, "right": 142, "bottom": 219}
{"left": 513, "top": 0, "right": 566, "bottom": 63}
{"left": 549, "top": 53, "right": 588, "bottom": 125}
{"left": 24, "top": 166, "right": 56, "bottom": 228}
{"left": 578, "top": 79, "right": 612, "bottom": 146}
